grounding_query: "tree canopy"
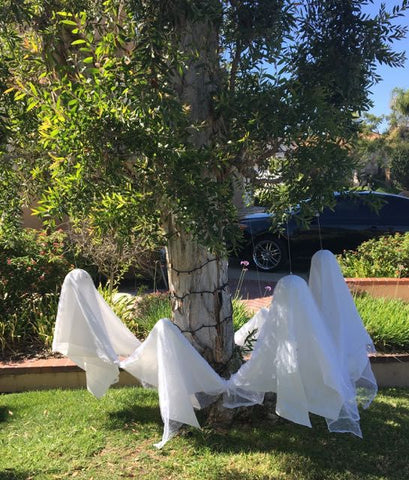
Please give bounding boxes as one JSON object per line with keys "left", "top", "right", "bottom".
{"left": 1, "top": 0, "right": 407, "bottom": 243}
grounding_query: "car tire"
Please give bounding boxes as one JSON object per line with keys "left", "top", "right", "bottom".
{"left": 252, "top": 236, "right": 287, "bottom": 271}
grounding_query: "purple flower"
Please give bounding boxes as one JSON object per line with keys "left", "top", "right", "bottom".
{"left": 240, "top": 260, "right": 249, "bottom": 267}
{"left": 264, "top": 285, "right": 272, "bottom": 292}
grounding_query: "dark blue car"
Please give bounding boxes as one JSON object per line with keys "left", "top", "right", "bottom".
{"left": 239, "top": 191, "right": 409, "bottom": 271}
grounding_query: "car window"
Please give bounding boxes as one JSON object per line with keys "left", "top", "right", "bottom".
{"left": 378, "top": 196, "right": 409, "bottom": 225}
{"left": 319, "top": 196, "right": 378, "bottom": 223}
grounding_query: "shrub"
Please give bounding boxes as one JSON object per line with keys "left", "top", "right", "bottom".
{"left": 98, "top": 284, "right": 141, "bottom": 336}
{"left": 68, "top": 221, "right": 165, "bottom": 294}
{"left": 0, "top": 228, "right": 75, "bottom": 356}
{"left": 134, "top": 292, "right": 172, "bottom": 338}
{"left": 337, "top": 232, "right": 409, "bottom": 278}
{"left": 232, "top": 297, "right": 252, "bottom": 332}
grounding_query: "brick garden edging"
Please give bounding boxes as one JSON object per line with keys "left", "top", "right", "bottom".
{"left": 2, "top": 353, "right": 408, "bottom": 392}
{"left": 346, "top": 277, "right": 409, "bottom": 302}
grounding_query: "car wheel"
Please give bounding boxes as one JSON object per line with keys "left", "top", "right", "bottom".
{"left": 252, "top": 237, "right": 286, "bottom": 271}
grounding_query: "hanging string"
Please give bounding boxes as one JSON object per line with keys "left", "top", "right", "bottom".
{"left": 316, "top": 213, "right": 323, "bottom": 250}
{"left": 286, "top": 219, "right": 293, "bottom": 275}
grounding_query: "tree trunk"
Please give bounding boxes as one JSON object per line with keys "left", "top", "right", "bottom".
{"left": 165, "top": 216, "right": 234, "bottom": 375}
{"left": 165, "top": 4, "right": 235, "bottom": 376}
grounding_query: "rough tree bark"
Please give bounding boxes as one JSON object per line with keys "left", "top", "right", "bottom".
{"left": 164, "top": 6, "right": 235, "bottom": 375}
{"left": 165, "top": 216, "right": 234, "bottom": 374}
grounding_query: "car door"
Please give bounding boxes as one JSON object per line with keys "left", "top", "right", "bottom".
{"left": 317, "top": 195, "right": 381, "bottom": 253}
{"left": 376, "top": 195, "right": 409, "bottom": 234}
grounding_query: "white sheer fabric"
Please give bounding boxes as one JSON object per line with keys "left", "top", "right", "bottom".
{"left": 52, "top": 269, "right": 140, "bottom": 398}
{"left": 53, "top": 253, "right": 377, "bottom": 447}
{"left": 234, "top": 306, "right": 270, "bottom": 347}
{"left": 229, "top": 275, "right": 353, "bottom": 427}
{"left": 308, "top": 250, "right": 378, "bottom": 435}
{"left": 53, "top": 269, "right": 226, "bottom": 448}
{"left": 121, "top": 319, "right": 226, "bottom": 448}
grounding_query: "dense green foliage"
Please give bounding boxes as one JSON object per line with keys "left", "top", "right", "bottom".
{"left": 0, "top": 0, "right": 407, "bottom": 246}
{"left": 0, "top": 228, "right": 75, "bottom": 355}
{"left": 2, "top": 387, "right": 409, "bottom": 479}
{"left": 337, "top": 232, "right": 409, "bottom": 278}
{"left": 354, "top": 87, "right": 409, "bottom": 191}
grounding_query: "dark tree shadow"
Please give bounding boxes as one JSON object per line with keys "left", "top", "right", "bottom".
{"left": 0, "top": 406, "right": 11, "bottom": 423}
{"left": 107, "top": 403, "right": 161, "bottom": 429}
{"left": 103, "top": 386, "right": 409, "bottom": 479}
{"left": 0, "top": 470, "right": 35, "bottom": 480}
{"left": 186, "top": 390, "right": 409, "bottom": 480}
{"left": 105, "top": 388, "right": 162, "bottom": 430}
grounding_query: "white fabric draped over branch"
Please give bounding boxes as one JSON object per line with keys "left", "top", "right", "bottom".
{"left": 52, "top": 250, "right": 377, "bottom": 447}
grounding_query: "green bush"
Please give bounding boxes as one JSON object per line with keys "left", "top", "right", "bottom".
{"left": 355, "top": 293, "right": 409, "bottom": 352}
{"left": 0, "top": 228, "right": 75, "bottom": 356}
{"left": 337, "top": 232, "right": 409, "bottom": 278}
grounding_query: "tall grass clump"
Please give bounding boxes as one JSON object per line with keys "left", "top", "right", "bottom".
{"left": 133, "top": 292, "right": 172, "bottom": 338}
{"left": 232, "top": 296, "right": 252, "bottom": 331}
{"left": 133, "top": 292, "right": 252, "bottom": 339}
{"left": 355, "top": 293, "right": 409, "bottom": 352}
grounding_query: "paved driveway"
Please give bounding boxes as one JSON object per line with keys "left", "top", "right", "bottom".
{"left": 228, "top": 257, "right": 308, "bottom": 300}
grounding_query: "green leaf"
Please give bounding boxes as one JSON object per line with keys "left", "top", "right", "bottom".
{"left": 71, "top": 39, "right": 87, "bottom": 46}
{"left": 29, "top": 83, "right": 38, "bottom": 96}
{"left": 26, "top": 100, "right": 39, "bottom": 112}
{"left": 83, "top": 57, "right": 94, "bottom": 64}
{"left": 61, "top": 20, "right": 77, "bottom": 26}
{"left": 14, "top": 92, "right": 26, "bottom": 101}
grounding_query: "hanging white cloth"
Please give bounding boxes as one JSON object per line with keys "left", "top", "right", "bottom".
{"left": 52, "top": 269, "right": 140, "bottom": 398}
{"left": 228, "top": 275, "right": 355, "bottom": 428}
{"left": 234, "top": 306, "right": 270, "bottom": 347}
{"left": 309, "top": 250, "right": 377, "bottom": 408}
{"left": 53, "top": 261, "right": 377, "bottom": 447}
{"left": 53, "top": 269, "right": 226, "bottom": 447}
{"left": 121, "top": 319, "right": 226, "bottom": 448}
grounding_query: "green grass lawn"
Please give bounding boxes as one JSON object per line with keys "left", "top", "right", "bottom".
{"left": 1, "top": 387, "right": 409, "bottom": 479}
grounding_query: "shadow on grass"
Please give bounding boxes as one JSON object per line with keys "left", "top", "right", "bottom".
{"left": 187, "top": 389, "right": 409, "bottom": 479}
{"left": 102, "top": 387, "right": 409, "bottom": 478}
{"left": 105, "top": 388, "right": 162, "bottom": 430}
{"left": 0, "top": 470, "right": 34, "bottom": 480}
{"left": 107, "top": 403, "right": 161, "bottom": 429}
{"left": 0, "top": 406, "right": 12, "bottom": 423}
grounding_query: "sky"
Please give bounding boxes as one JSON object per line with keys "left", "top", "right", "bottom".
{"left": 364, "top": 1, "right": 409, "bottom": 131}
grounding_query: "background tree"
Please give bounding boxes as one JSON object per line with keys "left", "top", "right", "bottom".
{"left": 351, "top": 113, "right": 389, "bottom": 189}
{"left": 387, "top": 87, "right": 409, "bottom": 190}
{"left": 1, "top": 0, "right": 408, "bottom": 374}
